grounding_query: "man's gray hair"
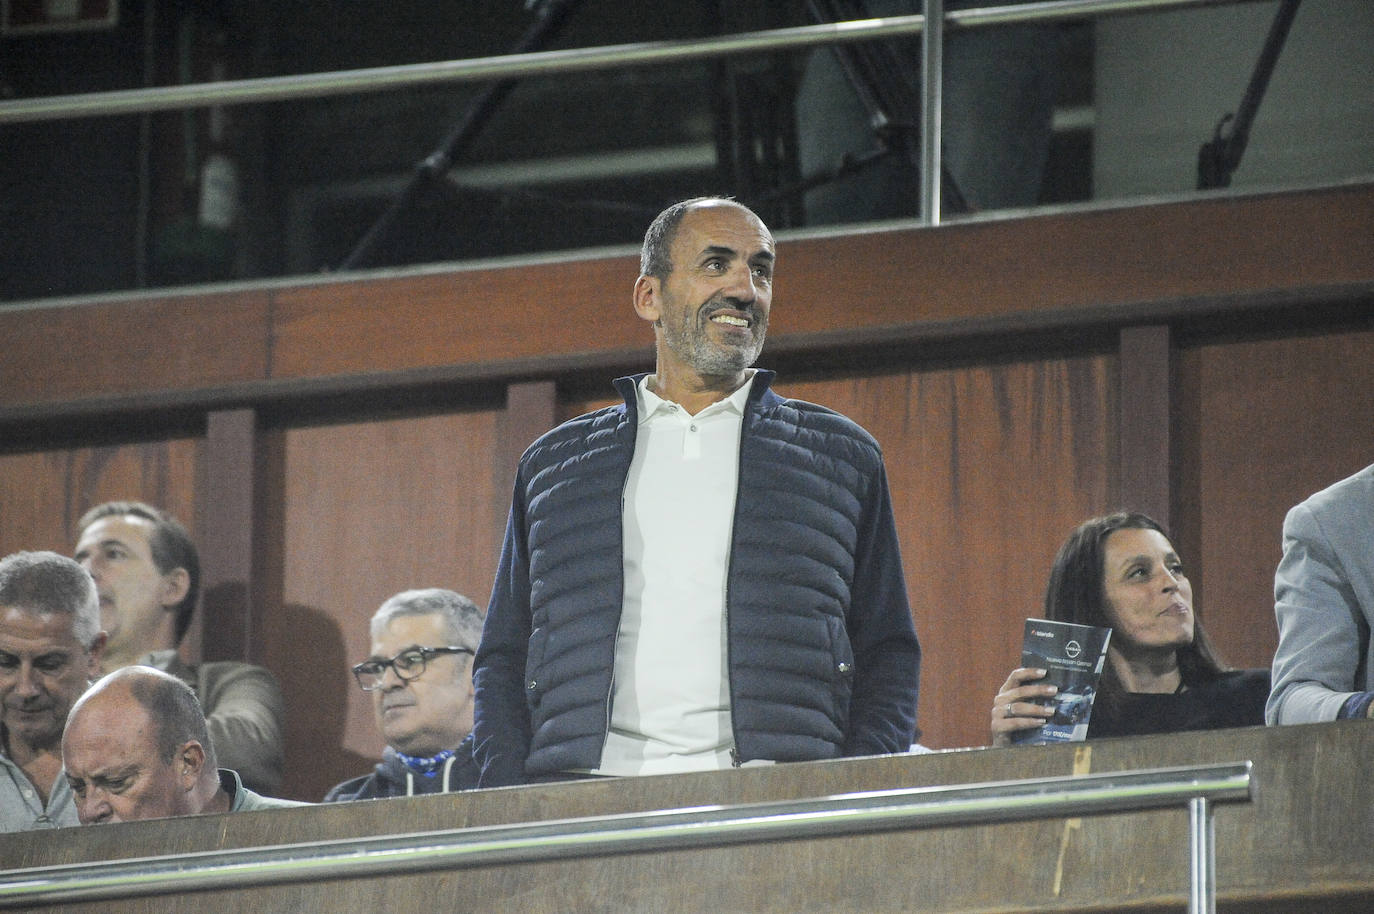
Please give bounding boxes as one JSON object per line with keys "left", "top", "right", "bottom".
{"left": 640, "top": 196, "right": 763, "bottom": 279}
{"left": 370, "top": 588, "right": 484, "bottom": 649}
{"left": 0, "top": 551, "right": 101, "bottom": 647}
{"left": 123, "top": 666, "right": 216, "bottom": 767}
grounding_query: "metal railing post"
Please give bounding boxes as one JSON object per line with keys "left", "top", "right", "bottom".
{"left": 920, "top": 0, "right": 945, "bottom": 225}
{"left": 1188, "top": 795, "right": 1217, "bottom": 914}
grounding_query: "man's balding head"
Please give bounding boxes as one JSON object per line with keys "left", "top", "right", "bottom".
{"left": 62, "top": 666, "right": 222, "bottom": 824}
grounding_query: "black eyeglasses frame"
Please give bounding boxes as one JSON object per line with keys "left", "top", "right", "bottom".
{"left": 351, "top": 645, "right": 474, "bottom": 691}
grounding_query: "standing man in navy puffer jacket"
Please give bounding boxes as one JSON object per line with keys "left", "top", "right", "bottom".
{"left": 473, "top": 197, "right": 920, "bottom": 786}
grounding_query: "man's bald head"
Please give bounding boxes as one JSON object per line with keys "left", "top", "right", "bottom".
{"left": 62, "top": 666, "right": 221, "bottom": 824}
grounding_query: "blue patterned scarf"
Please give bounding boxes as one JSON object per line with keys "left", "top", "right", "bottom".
{"left": 396, "top": 748, "right": 456, "bottom": 778}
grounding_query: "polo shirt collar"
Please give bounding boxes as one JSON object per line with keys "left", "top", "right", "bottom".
{"left": 636, "top": 370, "right": 757, "bottom": 424}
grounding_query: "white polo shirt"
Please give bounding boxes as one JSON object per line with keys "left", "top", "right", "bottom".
{"left": 596, "top": 372, "right": 756, "bottom": 775}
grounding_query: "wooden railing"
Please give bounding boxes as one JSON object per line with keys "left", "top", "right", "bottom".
{"left": 0, "top": 722, "right": 1369, "bottom": 913}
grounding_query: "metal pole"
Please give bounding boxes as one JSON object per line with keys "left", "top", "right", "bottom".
{"left": 920, "top": 0, "right": 945, "bottom": 225}
{"left": 0, "top": 0, "right": 1269, "bottom": 126}
{"left": 1188, "top": 795, "right": 1217, "bottom": 914}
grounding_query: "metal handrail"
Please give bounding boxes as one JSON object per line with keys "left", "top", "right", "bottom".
{"left": 0, "top": 762, "right": 1252, "bottom": 913}
{"left": 0, "top": 0, "right": 1261, "bottom": 127}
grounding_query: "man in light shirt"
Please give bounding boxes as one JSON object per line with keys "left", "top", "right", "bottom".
{"left": 0, "top": 552, "right": 105, "bottom": 831}
{"left": 473, "top": 197, "right": 921, "bottom": 785}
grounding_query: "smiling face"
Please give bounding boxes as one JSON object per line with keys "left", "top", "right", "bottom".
{"left": 74, "top": 515, "right": 186, "bottom": 666}
{"left": 368, "top": 613, "right": 474, "bottom": 757}
{"left": 1100, "top": 527, "right": 1195, "bottom": 657}
{"left": 634, "top": 202, "right": 775, "bottom": 390}
{"left": 0, "top": 606, "right": 103, "bottom": 755}
{"left": 62, "top": 681, "right": 195, "bottom": 825}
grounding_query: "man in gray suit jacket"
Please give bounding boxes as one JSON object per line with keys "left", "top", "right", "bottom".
{"left": 1268, "top": 463, "right": 1374, "bottom": 724}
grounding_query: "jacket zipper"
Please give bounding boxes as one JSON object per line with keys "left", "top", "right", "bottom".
{"left": 725, "top": 391, "right": 757, "bottom": 768}
{"left": 600, "top": 401, "right": 637, "bottom": 758}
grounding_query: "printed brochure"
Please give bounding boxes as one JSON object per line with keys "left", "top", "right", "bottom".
{"left": 1010, "top": 618, "right": 1112, "bottom": 745}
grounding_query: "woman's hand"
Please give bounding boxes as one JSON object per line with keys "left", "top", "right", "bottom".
{"left": 990, "top": 667, "right": 1057, "bottom": 747}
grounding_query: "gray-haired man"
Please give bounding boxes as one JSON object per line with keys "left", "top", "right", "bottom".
{"left": 0, "top": 551, "right": 106, "bottom": 831}
{"left": 325, "top": 588, "right": 484, "bottom": 801}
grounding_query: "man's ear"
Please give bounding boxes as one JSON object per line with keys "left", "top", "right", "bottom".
{"left": 159, "top": 568, "right": 190, "bottom": 612}
{"left": 178, "top": 740, "right": 207, "bottom": 788}
{"left": 632, "top": 274, "right": 661, "bottom": 324}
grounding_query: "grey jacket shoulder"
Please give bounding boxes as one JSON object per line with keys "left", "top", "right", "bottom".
{"left": 1269, "top": 463, "right": 1374, "bottom": 724}
{"left": 1288, "top": 463, "right": 1374, "bottom": 535}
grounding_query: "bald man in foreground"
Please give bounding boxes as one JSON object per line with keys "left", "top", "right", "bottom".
{"left": 62, "top": 666, "right": 304, "bottom": 824}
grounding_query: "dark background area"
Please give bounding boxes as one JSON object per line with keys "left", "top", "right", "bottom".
{"left": 0, "top": 0, "right": 1093, "bottom": 303}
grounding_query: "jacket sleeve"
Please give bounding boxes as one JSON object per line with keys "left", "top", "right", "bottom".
{"left": 472, "top": 473, "right": 535, "bottom": 786}
{"left": 842, "top": 459, "right": 920, "bottom": 755}
{"left": 198, "top": 662, "right": 286, "bottom": 796}
{"left": 1268, "top": 501, "right": 1366, "bottom": 724}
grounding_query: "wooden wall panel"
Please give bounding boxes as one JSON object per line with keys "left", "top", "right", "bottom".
{"left": 0, "top": 187, "right": 1366, "bottom": 812}
{"left": 231, "top": 183, "right": 1374, "bottom": 392}
{"left": 1178, "top": 326, "right": 1374, "bottom": 672}
{"left": 270, "top": 409, "right": 503, "bottom": 801}
{"left": 772, "top": 184, "right": 1374, "bottom": 339}
{"left": 3, "top": 185, "right": 1369, "bottom": 423}
{"left": 0, "top": 289, "right": 270, "bottom": 409}
{"left": 0, "top": 438, "right": 200, "bottom": 568}
{"left": 771, "top": 358, "right": 1116, "bottom": 751}
{"left": 268, "top": 257, "right": 642, "bottom": 381}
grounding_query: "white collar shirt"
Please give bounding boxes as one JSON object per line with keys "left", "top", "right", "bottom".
{"left": 596, "top": 372, "right": 757, "bottom": 775}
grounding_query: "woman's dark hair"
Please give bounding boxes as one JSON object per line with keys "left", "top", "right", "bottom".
{"left": 1044, "top": 512, "right": 1230, "bottom": 706}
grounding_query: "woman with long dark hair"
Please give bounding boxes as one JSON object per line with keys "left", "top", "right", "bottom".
{"left": 990, "top": 512, "right": 1268, "bottom": 745}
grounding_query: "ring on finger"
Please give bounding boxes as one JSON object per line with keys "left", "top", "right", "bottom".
{"left": 1005, "top": 702, "right": 1016, "bottom": 718}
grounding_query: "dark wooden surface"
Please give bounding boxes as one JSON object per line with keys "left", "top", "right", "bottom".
{"left": 1176, "top": 326, "right": 1374, "bottom": 669}
{"left": 1118, "top": 324, "right": 1174, "bottom": 531}
{"left": 0, "top": 438, "right": 202, "bottom": 564}
{"left": 1, "top": 722, "right": 1370, "bottom": 913}
{"left": 3, "top": 184, "right": 1372, "bottom": 417}
{"left": 265, "top": 406, "right": 507, "bottom": 799}
{"left": 0, "top": 288, "right": 270, "bottom": 411}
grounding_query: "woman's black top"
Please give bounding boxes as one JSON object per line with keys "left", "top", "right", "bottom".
{"left": 1085, "top": 668, "right": 1271, "bottom": 739}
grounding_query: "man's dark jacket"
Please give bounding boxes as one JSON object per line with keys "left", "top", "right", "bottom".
{"left": 323, "top": 733, "right": 480, "bottom": 802}
{"left": 472, "top": 371, "right": 920, "bottom": 786}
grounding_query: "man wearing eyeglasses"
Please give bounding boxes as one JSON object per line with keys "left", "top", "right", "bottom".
{"left": 324, "top": 589, "right": 483, "bottom": 801}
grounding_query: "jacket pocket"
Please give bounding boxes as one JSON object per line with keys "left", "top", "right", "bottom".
{"left": 825, "top": 614, "right": 856, "bottom": 721}
{"left": 524, "top": 625, "right": 549, "bottom": 714}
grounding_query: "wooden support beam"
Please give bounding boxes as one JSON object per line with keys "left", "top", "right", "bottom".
{"left": 491, "top": 381, "right": 558, "bottom": 552}
{"left": 199, "top": 408, "right": 261, "bottom": 663}
{"left": 1118, "top": 324, "right": 1174, "bottom": 530}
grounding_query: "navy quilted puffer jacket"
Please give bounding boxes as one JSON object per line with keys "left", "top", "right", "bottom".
{"left": 473, "top": 371, "right": 920, "bottom": 785}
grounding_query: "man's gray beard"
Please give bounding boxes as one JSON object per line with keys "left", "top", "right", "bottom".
{"left": 661, "top": 312, "right": 768, "bottom": 377}
{"left": 691, "top": 340, "right": 762, "bottom": 375}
